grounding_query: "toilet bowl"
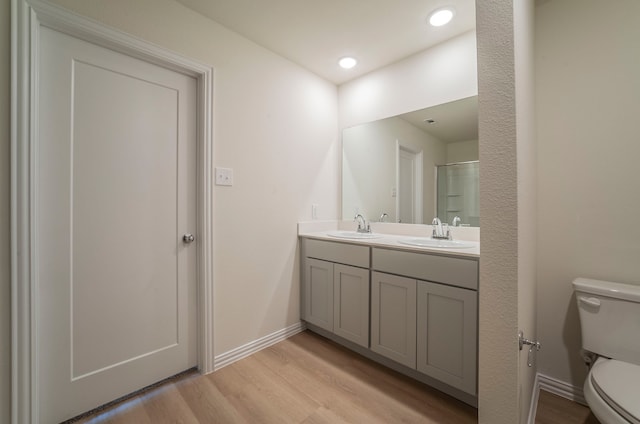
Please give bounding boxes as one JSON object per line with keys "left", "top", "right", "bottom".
{"left": 573, "top": 278, "right": 640, "bottom": 424}
{"left": 583, "top": 357, "right": 640, "bottom": 424}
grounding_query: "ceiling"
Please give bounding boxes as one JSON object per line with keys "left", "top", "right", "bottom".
{"left": 175, "top": 0, "right": 476, "bottom": 85}
{"left": 400, "top": 96, "right": 478, "bottom": 143}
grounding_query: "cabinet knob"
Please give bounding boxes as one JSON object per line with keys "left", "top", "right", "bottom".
{"left": 183, "top": 233, "right": 195, "bottom": 243}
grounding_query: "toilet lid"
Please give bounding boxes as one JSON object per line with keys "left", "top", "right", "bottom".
{"left": 591, "top": 359, "right": 640, "bottom": 423}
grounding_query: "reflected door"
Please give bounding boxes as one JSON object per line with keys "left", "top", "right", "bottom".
{"left": 397, "top": 146, "right": 423, "bottom": 224}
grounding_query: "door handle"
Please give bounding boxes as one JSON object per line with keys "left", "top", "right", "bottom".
{"left": 578, "top": 296, "right": 600, "bottom": 308}
{"left": 183, "top": 234, "right": 195, "bottom": 243}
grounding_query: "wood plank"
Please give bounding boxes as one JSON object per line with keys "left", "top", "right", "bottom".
{"left": 139, "top": 382, "right": 200, "bottom": 424}
{"left": 174, "top": 373, "right": 248, "bottom": 424}
{"left": 254, "top": 336, "right": 399, "bottom": 423}
{"left": 535, "top": 390, "right": 600, "bottom": 424}
{"left": 293, "top": 333, "right": 477, "bottom": 423}
{"left": 224, "top": 355, "right": 319, "bottom": 424}
{"left": 205, "top": 362, "right": 251, "bottom": 397}
{"left": 74, "top": 396, "right": 152, "bottom": 424}
{"left": 70, "top": 331, "right": 596, "bottom": 424}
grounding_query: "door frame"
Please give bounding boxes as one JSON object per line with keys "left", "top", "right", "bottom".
{"left": 10, "top": 1, "right": 215, "bottom": 422}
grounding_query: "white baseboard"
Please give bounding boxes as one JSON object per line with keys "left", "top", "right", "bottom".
{"left": 213, "top": 321, "right": 307, "bottom": 370}
{"left": 528, "top": 373, "right": 587, "bottom": 424}
{"left": 538, "top": 373, "right": 586, "bottom": 405}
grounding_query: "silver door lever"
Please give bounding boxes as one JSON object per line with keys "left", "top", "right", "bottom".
{"left": 518, "top": 331, "right": 541, "bottom": 367}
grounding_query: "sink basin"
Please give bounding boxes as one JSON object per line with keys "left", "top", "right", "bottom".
{"left": 398, "top": 238, "right": 476, "bottom": 249}
{"left": 326, "top": 231, "right": 384, "bottom": 240}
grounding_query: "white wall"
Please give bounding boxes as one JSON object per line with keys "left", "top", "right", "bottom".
{"left": 446, "top": 139, "right": 479, "bottom": 163}
{"left": 338, "top": 31, "right": 478, "bottom": 129}
{"left": 342, "top": 118, "right": 398, "bottom": 223}
{"left": 342, "top": 116, "right": 446, "bottom": 223}
{"left": 5, "top": 0, "right": 339, "bottom": 377}
{"left": 1, "top": 1, "right": 11, "bottom": 422}
{"left": 514, "top": 1, "right": 537, "bottom": 422}
{"left": 535, "top": 0, "right": 640, "bottom": 390}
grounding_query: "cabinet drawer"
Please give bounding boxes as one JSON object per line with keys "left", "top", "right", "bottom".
{"left": 372, "top": 248, "right": 477, "bottom": 290}
{"left": 303, "top": 238, "right": 369, "bottom": 268}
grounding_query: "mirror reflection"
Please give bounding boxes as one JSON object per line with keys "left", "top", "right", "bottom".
{"left": 437, "top": 161, "right": 479, "bottom": 227}
{"left": 342, "top": 96, "right": 479, "bottom": 227}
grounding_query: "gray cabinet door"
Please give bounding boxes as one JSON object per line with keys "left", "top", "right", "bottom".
{"left": 371, "top": 272, "right": 416, "bottom": 368}
{"left": 304, "top": 258, "right": 334, "bottom": 332}
{"left": 333, "top": 264, "right": 370, "bottom": 348}
{"left": 417, "top": 281, "right": 477, "bottom": 395}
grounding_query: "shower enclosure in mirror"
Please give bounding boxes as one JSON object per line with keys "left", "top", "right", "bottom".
{"left": 342, "top": 96, "right": 479, "bottom": 226}
{"left": 437, "top": 161, "right": 479, "bottom": 227}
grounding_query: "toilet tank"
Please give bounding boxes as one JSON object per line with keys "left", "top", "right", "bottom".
{"left": 573, "top": 277, "right": 640, "bottom": 366}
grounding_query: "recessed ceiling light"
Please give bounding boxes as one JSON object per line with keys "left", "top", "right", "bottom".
{"left": 428, "top": 7, "right": 455, "bottom": 27}
{"left": 339, "top": 57, "right": 357, "bottom": 69}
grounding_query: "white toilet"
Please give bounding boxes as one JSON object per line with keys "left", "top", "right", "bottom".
{"left": 573, "top": 277, "right": 640, "bottom": 424}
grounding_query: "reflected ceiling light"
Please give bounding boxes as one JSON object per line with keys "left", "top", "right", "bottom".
{"left": 428, "top": 7, "right": 454, "bottom": 27}
{"left": 339, "top": 57, "right": 357, "bottom": 69}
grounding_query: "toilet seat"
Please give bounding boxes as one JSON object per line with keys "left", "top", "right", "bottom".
{"left": 589, "top": 358, "right": 640, "bottom": 424}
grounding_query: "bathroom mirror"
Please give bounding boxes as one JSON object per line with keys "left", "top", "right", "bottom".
{"left": 342, "top": 96, "right": 479, "bottom": 226}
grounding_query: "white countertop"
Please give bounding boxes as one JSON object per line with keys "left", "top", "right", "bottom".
{"left": 298, "top": 221, "right": 480, "bottom": 259}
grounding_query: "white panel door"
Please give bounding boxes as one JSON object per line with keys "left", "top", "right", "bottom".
{"left": 397, "top": 145, "right": 424, "bottom": 225}
{"left": 398, "top": 148, "right": 416, "bottom": 224}
{"left": 37, "top": 27, "right": 197, "bottom": 423}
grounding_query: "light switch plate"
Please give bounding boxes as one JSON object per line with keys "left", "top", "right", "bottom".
{"left": 215, "top": 167, "right": 233, "bottom": 186}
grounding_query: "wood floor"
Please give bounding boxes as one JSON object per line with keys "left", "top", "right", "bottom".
{"left": 72, "top": 331, "right": 596, "bottom": 424}
{"left": 535, "top": 390, "right": 600, "bottom": 424}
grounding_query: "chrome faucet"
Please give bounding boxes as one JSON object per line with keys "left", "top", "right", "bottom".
{"left": 379, "top": 213, "right": 389, "bottom": 222}
{"left": 431, "top": 217, "right": 452, "bottom": 240}
{"left": 452, "top": 216, "right": 461, "bottom": 227}
{"left": 354, "top": 213, "right": 371, "bottom": 233}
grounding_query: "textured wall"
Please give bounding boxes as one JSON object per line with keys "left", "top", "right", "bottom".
{"left": 477, "top": 0, "right": 520, "bottom": 422}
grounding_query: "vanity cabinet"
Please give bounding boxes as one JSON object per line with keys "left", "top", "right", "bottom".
{"left": 302, "top": 239, "right": 370, "bottom": 348}
{"left": 372, "top": 247, "right": 478, "bottom": 395}
{"left": 304, "top": 258, "right": 334, "bottom": 332}
{"left": 300, "top": 236, "right": 479, "bottom": 402}
{"left": 416, "top": 280, "right": 477, "bottom": 395}
{"left": 371, "top": 272, "right": 416, "bottom": 368}
{"left": 333, "top": 264, "right": 369, "bottom": 347}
